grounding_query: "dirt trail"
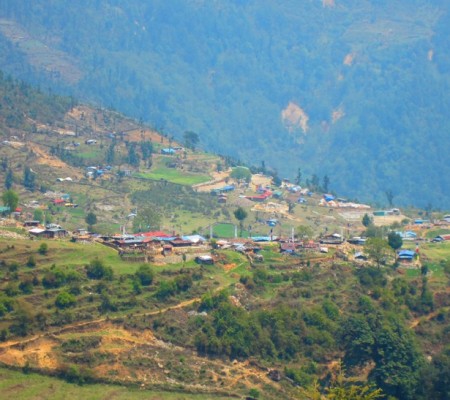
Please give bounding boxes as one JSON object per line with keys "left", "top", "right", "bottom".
{"left": 0, "top": 293, "right": 210, "bottom": 351}
{"left": 410, "top": 304, "right": 449, "bottom": 329}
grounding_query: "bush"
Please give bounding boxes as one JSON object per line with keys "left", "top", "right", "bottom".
{"left": 38, "top": 243, "right": 48, "bottom": 255}
{"left": 55, "top": 291, "right": 77, "bottom": 309}
{"left": 19, "top": 279, "right": 34, "bottom": 294}
{"left": 42, "top": 269, "right": 68, "bottom": 289}
{"left": 26, "top": 256, "right": 36, "bottom": 267}
{"left": 135, "top": 264, "right": 154, "bottom": 286}
{"left": 58, "top": 364, "right": 95, "bottom": 385}
{"left": 86, "top": 258, "right": 113, "bottom": 280}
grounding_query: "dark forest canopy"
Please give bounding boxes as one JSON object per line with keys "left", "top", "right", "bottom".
{"left": 0, "top": 0, "right": 449, "bottom": 207}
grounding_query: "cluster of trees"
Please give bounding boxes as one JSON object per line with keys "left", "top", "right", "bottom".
{"left": 194, "top": 291, "right": 338, "bottom": 361}
{"left": 0, "top": 71, "right": 73, "bottom": 130}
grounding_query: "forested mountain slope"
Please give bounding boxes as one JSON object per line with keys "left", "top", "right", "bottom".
{"left": 0, "top": 0, "right": 449, "bottom": 207}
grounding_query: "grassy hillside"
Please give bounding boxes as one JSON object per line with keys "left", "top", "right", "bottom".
{"left": 0, "top": 234, "right": 449, "bottom": 399}
{"left": 0, "top": 57, "right": 449, "bottom": 400}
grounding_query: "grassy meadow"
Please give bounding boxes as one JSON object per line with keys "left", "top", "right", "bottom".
{"left": 0, "top": 367, "right": 232, "bottom": 400}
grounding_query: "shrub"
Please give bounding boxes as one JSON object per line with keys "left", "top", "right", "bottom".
{"left": 38, "top": 243, "right": 48, "bottom": 255}
{"left": 19, "top": 279, "right": 34, "bottom": 294}
{"left": 135, "top": 264, "right": 154, "bottom": 286}
{"left": 55, "top": 291, "right": 76, "bottom": 309}
{"left": 26, "top": 256, "right": 36, "bottom": 267}
{"left": 86, "top": 259, "right": 113, "bottom": 280}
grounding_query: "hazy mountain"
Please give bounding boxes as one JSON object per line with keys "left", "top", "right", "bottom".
{"left": 1, "top": 0, "right": 449, "bottom": 207}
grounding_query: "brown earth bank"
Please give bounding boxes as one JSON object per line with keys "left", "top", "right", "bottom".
{"left": 0, "top": 320, "right": 288, "bottom": 399}
{"left": 0, "top": 285, "right": 295, "bottom": 398}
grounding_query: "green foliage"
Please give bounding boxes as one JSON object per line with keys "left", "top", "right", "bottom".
{"left": 388, "top": 231, "right": 403, "bottom": 251}
{"left": 135, "top": 264, "right": 154, "bottom": 286}
{"left": 126, "top": 142, "right": 140, "bottom": 167}
{"left": 2, "top": 189, "right": 18, "bottom": 212}
{"left": 85, "top": 258, "right": 113, "bottom": 280}
{"left": 37, "top": 242, "right": 48, "bottom": 255}
{"left": 183, "top": 131, "right": 199, "bottom": 151}
{"left": 23, "top": 166, "right": 36, "bottom": 191}
{"left": 297, "top": 225, "right": 313, "bottom": 239}
{"left": 369, "top": 320, "right": 423, "bottom": 399}
{"left": 61, "top": 337, "right": 101, "bottom": 353}
{"left": 26, "top": 255, "right": 36, "bottom": 267}
{"left": 58, "top": 364, "right": 95, "bottom": 385}
{"left": 155, "top": 280, "right": 177, "bottom": 300}
{"left": 194, "top": 294, "right": 338, "bottom": 361}
{"left": 364, "top": 238, "right": 391, "bottom": 268}
{"left": 0, "top": 295, "right": 13, "bottom": 317}
{"left": 132, "top": 206, "right": 161, "bottom": 233}
{"left": 340, "top": 315, "right": 375, "bottom": 367}
{"left": 140, "top": 140, "right": 153, "bottom": 160}
{"left": 42, "top": 268, "right": 72, "bottom": 289}
{"left": 302, "top": 365, "right": 383, "bottom": 399}
{"left": 105, "top": 143, "right": 115, "bottom": 164}
{"left": 85, "top": 212, "right": 97, "bottom": 228}
{"left": 32, "top": 208, "right": 44, "bottom": 223}
{"left": 416, "top": 346, "right": 450, "bottom": 400}
{"left": 230, "top": 166, "right": 251, "bottom": 182}
{"left": 248, "top": 388, "right": 260, "bottom": 399}
{"left": 362, "top": 214, "right": 373, "bottom": 228}
{"left": 55, "top": 291, "right": 76, "bottom": 309}
{"left": 5, "top": 168, "right": 13, "bottom": 189}
{"left": 99, "top": 292, "right": 117, "bottom": 313}
{"left": 9, "top": 306, "right": 33, "bottom": 337}
{"left": 233, "top": 206, "right": 248, "bottom": 236}
{"left": 19, "top": 279, "right": 33, "bottom": 294}
{"left": 155, "top": 273, "right": 193, "bottom": 300}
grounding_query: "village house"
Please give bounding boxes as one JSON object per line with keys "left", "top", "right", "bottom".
{"left": 397, "top": 249, "right": 416, "bottom": 262}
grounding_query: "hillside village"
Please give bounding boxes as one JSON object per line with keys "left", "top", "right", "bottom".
{"left": 0, "top": 82, "right": 449, "bottom": 400}
{"left": 2, "top": 180, "right": 450, "bottom": 268}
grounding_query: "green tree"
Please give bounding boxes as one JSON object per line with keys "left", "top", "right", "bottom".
{"left": 183, "top": 131, "right": 199, "bottom": 151}
{"left": 5, "top": 168, "right": 13, "bottom": 189}
{"left": 10, "top": 306, "right": 34, "bottom": 337}
{"left": 297, "top": 225, "right": 313, "bottom": 239}
{"left": 364, "top": 238, "right": 391, "bottom": 268}
{"left": 85, "top": 212, "right": 97, "bottom": 231}
{"left": 140, "top": 140, "right": 153, "bottom": 160}
{"left": 105, "top": 142, "right": 115, "bottom": 164}
{"left": 23, "top": 166, "right": 36, "bottom": 191}
{"left": 340, "top": 315, "right": 375, "bottom": 367}
{"left": 33, "top": 208, "right": 44, "bottom": 223}
{"left": 362, "top": 213, "right": 373, "bottom": 227}
{"left": 310, "top": 174, "right": 320, "bottom": 191}
{"left": 127, "top": 143, "right": 140, "bottom": 167}
{"left": 234, "top": 207, "right": 248, "bottom": 237}
{"left": 132, "top": 206, "right": 161, "bottom": 233}
{"left": 2, "top": 189, "right": 18, "bottom": 213}
{"left": 387, "top": 231, "right": 403, "bottom": 251}
{"left": 323, "top": 175, "right": 330, "bottom": 193}
{"left": 370, "top": 320, "right": 423, "bottom": 399}
{"left": 300, "top": 363, "right": 383, "bottom": 399}
{"left": 295, "top": 167, "right": 302, "bottom": 185}
{"left": 385, "top": 190, "right": 394, "bottom": 207}
{"left": 230, "top": 166, "right": 252, "bottom": 182}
